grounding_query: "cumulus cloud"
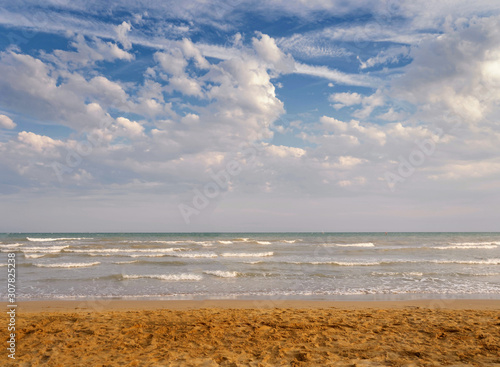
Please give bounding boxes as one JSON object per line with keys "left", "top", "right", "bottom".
{"left": 1, "top": 2, "right": 500, "bottom": 230}
{"left": 0, "top": 114, "right": 15, "bottom": 129}
{"left": 116, "top": 21, "right": 132, "bottom": 50}
{"left": 394, "top": 15, "right": 500, "bottom": 126}
{"left": 252, "top": 32, "right": 295, "bottom": 73}
{"left": 329, "top": 90, "right": 385, "bottom": 118}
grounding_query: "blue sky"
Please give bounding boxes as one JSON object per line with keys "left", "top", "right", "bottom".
{"left": 1, "top": 1, "right": 500, "bottom": 231}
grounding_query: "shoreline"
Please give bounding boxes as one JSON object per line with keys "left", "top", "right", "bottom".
{"left": 6, "top": 298, "right": 500, "bottom": 313}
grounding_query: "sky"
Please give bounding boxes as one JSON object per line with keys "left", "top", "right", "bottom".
{"left": 0, "top": 0, "right": 499, "bottom": 232}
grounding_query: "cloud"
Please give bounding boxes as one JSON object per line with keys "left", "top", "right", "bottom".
{"left": 329, "top": 90, "right": 385, "bottom": 118}
{"left": 115, "top": 117, "right": 145, "bottom": 138}
{"left": 116, "top": 21, "right": 132, "bottom": 50}
{"left": 43, "top": 34, "right": 134, "bottom": 69}
{"left": 277, "top": 34, "right": 352, "bottom": 59}
{"left": 393, "top": 15, "right": 500, "bottom": 125}
{"left": 1, "top": 2, "right": 500, "bottom": 230}
{"left": 0, "top": 114, "right": 16, "bottom": 129}
{"left": 252, "top": 32, "right": 294, "bottom": 73}
{"left": 358, "top": 46, "right": 410, "bottom": 69}
{"left": 294, "top": 63, "right": 374, "bottom": 87}
{"left": 17, "top": 131, "right": 64, "bottom": 152}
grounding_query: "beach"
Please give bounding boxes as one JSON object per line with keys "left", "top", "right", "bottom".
{"left": 2, "top": 299, "right": 500, "bottom": 366}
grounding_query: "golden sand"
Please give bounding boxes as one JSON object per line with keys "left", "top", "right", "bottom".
{"left": 2, "top": 300, "right": 500, "bottom": 366}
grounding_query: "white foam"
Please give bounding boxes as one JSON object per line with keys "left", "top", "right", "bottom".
{"left": 450, "top": 241, "right": 500, "bottom": 246}
{"left": 34, "top": 262, "right": 101, "bottom": 268}
{"left": 123, "top": 273, "right": 202, "bottom": 281}
{"left": 221, "top": 252, "right": 274, "bottom": 257}
{"left": 432, "top": 245, "right": 498, "bottom": 249}
{"left": 204, "top": 270, "right": 239, "bottom": 278}
{"left": 281, "top": 240, "right": 297, "bottom": 243}
{"left": 373, "top": 272, "right": 423, "bottom": 276}
{"left": 256, "top": 241, "right": 272, "bottom": 245}
{"left": 323, "top": 243, "right": 375, "bottom": 247}
{"left": 67, "top": 248, "right": 182, "bottom": 253}
{"left": 217, "top": 241, "right": 233, "bottom": 244}
{"left": 191, "top": 241, "right": 215, "bottom": 246}
{"left": 113, "top": 260, "right": 140, "bottom": 264}
{"left": 463, "top": 272, "right": 500, "bottom": 277}
{"left": 21, "top": 246, "right": 69, "bottom": 253}
{"left": 432, "top": 259, "right": 500, "bottom": 265}
{"left": 27, "top": 237, "right": 88, "bottom": 242}
{"left": 234, "top": 238, "right": 249, "bottom": 242}
{"left": 169, "top": 253, "right": 218, "bottom": 258}
{"left": 0, "top": 243, "right": 24, "bottom": 248}
{"left": 309, "top": 261, "right": 381, "bottom": 266}
{"left": 24, "top": 254, "right": 46, "bottom": 259}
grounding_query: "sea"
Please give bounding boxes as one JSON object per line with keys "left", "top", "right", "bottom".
{"left": 1, "top": 232, "right": 500, "bottom": 301}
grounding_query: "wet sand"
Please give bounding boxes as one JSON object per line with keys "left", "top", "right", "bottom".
{"left": 2, "top": 299, "right": 500, "bottom": 366}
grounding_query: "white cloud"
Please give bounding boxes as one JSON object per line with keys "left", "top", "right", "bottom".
{"left": 393, "top": 15, "right": 500, "bottom": 126}
{"left": 17, "top": 131, "right": 63, "bottom": 152}
{"left": 44, "top": 34, "right": 134, "bottom": 69}
{"left": 376, "top": 107, "right": 407, "bottom": 121}
{"left": 277, "top": 33, "right": 352, "bottom": 59}
{"left": 329, "top": 92, "right": 363, "bottom": 108}
{"left": 0, "top": 114, "right": 15, "bottom": 129}
{"left": 154, "top": 49, "right": 187, "bottom": 76}
{"left": 294, "top": 63, "right": 374, "bottom": 87}
{"left": 329, "top": 90, "right": 385, "bottom": 118}
{"left": 115, "top": 117, "right": 145, "bottom": 138}
{"left": 116, "top": 21, "right": 132, "bottom": 50}
{"left": 265, "top": 144, "right": 305, "bottom": 158}
{"left": 358, "top": 46, "right": 410, "bottom": 69}
{"left": 252, "top": 33, "right": 295, "bottom": 73}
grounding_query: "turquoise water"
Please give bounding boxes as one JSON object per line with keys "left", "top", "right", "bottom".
{"left": 1, "top": 232, "right": 500, "bottom": 300}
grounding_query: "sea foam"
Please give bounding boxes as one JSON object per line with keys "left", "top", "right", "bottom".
{"left": 122, "top": 273, "right": 202, "bottom": 281}
{"left": 34, "top": 262, "right": 101, "bottom": 268}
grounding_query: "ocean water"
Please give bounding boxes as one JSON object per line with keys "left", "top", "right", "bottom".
{"left": 1, "top": 232, "right": 500, "bottom": 301}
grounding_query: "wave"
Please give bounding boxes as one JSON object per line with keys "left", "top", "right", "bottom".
{"left": 112, "top": 260, "right": 188, "bottom": 265}
{"left": 24, "top": 253, "right": 47, "bottom": 259}
{"left": 256, "top": 241, "right": 272, "bottom": 245}
{"left": 26, "top": 237, "right": 88, "bottom": 242}
{"left": 66, "top": 248, "right": 183, "bottom": 253}
{"left": 84, "top": 251, "right": 215, "bottom": 258}
{"left": 168, "top": 253, "right": 218, "bottom": 258}
{"left": 457, "top": 272, "right": 500, "bottom": 277}
{"left": 372, "top": 271, "right": 424, "bottom": 276}
{"left": 0, "top": 243, "right": 24, "bottom": 248}
{"left": 309, "top": 261, "right": 381, "bottom": 266}
{"left": 217, "top": 240, "right": 233, "bottom": 244}
{"left": 204, "top": 270, "right": 239, "bottom": 278}
{"left": 281, "top": 240, "right": 297, "bottom": 243}
{"left": 34, "top": 262, "right": 101, "bottom": 268}
{"left": 20, "top": 246, "right": 70, "bottom": 253}
{"left": 450, "top": 241, "right": 500, "bottom": 246}
{"left": 431, "top": 245, "right": 498, "bottom": 249}
{"left": 323, "top": 243, "right": 375, "bottom": 248}
{"left": 122, "top": 273, "right": 203, "bottom": 281}
{"left": 233, "top": 238, "right": 249, "bottom": 242}
{"left": 431, "top": 259, "right": 500, "bottom": 265}
{"left": 189, "top": 241, "right": 214, "bottom": 246}
{"left": 221, "top": 252, "right": 274, "bottom": 257}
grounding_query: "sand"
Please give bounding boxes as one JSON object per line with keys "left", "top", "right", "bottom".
{"left": 2, "top": 299, "right": 500, "bottom": 366}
